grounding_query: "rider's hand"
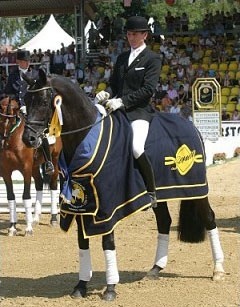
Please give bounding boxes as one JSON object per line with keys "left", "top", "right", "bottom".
{"left": 20, "top": 105, "right": 27, "bottom": 114}
{"left": 96, "top": 90, "right": 110, "bottom": 103}
{"left": 105, "top": 98, "right": 124, "bottom": 111}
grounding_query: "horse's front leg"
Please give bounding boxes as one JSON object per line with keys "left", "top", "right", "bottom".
{"left": 22, "top": 174, "right": 33, "bottom": 236}
{"left": 102, "top": 231, "right": 119, "bottom": 301}
{"left": 4, "top": 175, "right": 18, "bottom": 236}
{"left": 147, "top": 202, "right": 172, "bottom": 279}
{"left": 32, "top": 166, "right": 44, "bottom": 225}
{"left": 71, "top": 216, "right": 91, "bottom": 299}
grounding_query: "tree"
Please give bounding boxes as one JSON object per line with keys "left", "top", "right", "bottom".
{"left": 0, "top": 17, "right": 25, "bottom": 46}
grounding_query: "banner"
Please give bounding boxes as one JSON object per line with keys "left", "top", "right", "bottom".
{"left": 222, "top": 121, "right": 240, "bottom": 137}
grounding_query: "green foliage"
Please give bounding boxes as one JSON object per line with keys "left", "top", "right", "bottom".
{"left": 95, "top": 0, "right": 125, "bottom": 20}
{"left": 146, "top": 0, "right": 238, "bottom": 30}
{"left": 0, "top": 17, "right": 25, "bottom": 45}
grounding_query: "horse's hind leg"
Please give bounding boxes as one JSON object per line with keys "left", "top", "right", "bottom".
{"left": 198, "top": 197, "right": 225, "bottom": 281}
{"left": 147, "top": 202, "right": 171, "bottom": 279}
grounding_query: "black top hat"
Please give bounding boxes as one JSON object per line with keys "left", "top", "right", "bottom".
{"left": 126, "top": 16, "right": 150, "bottom": 32}
{"left": 16, "top": 49, "right": 31, "bottom": 61}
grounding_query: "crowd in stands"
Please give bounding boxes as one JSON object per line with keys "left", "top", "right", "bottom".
{"left": 0, "top": 10, "right": 240, "bottom": 121}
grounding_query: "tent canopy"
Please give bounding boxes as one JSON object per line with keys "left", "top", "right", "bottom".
{"left": 20, "top": 15, "right": 75, "bottom": 52}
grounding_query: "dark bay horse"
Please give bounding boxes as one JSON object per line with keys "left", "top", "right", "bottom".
{"left": 22, "top": 70, "right": 225, "bottom": 301}
{"left": 0, "top": 97, "right": 61, "bottom": 236}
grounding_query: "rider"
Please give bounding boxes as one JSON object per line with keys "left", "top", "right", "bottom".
{"left": 96, "top": 16, "right": 161, "bottom": 207}
{"left": 4, "top": 49, "right": 54, "bottom": 175}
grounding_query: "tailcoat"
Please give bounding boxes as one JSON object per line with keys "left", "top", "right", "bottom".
{"left": 109, "top": 47, "right": 161, "bottom": 121}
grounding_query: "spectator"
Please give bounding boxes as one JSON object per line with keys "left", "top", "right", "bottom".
{"left": 53, "top": 49, "right": 64, "bottom": 75}
{"left": 112, "top": 14, "right": 124, "bottom": 39}
{"left": 176, "top": 64, "right": 186, "bottom": 81}
{"left": 222, "top": 109, "right": 230, "bottom": 120}
{"left": 170, "top": 98, "right": 181, "bottom": 114}
{"left": 161, "top": 92, "right": 172, "bottom": 112}
{"left": 103, "top": 64, "right": 112, "bottom": 82}
{"left": 180, "top": 13, "right": 189, "bottom": 32}
{"left": 177, "top": 84, "right": 188, "bottom": 104}
{"left": 231, "top": 109, "right": 240, "bottom": 121}
{"left": 167, "top": 83, "right": 178, "bottom": 101}
{"left": 41, "top": 51, "right": 51, "bottom": 74}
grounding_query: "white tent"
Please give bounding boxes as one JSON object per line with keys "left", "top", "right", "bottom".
{"left": 20, "top": 15, "right": 75, "bottom": 52}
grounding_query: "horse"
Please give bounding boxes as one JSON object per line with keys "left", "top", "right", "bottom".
{"left": 22, "top": 69, "right": 225, "bottom": 301}
{"left": 0, "top": 96, "right": 61, "bottom": 236}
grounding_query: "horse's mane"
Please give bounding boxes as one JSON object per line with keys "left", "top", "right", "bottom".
{"left": 50, "top": 76, "right": 95, "bottom": 113}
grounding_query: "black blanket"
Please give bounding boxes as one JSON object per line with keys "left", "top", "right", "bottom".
{"left": 59, "top": 111, "right": 208, "bottom": 238}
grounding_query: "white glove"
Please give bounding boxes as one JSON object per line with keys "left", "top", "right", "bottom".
{"left": 105, "top": 98, "right": 124, "bottom": 111}
{"left": 20, "top": 105, "right": 27, "bottom": 114}
{"left": 96, "top": 90, "right": 110, "bottom": 103}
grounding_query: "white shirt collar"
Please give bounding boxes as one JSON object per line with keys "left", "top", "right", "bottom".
{"left": 130, "top": 43, "right": 146, "bottom": 56}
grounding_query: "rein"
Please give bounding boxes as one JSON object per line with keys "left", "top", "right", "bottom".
{"left": 27, "top": 85, "right": 112, "bottom": 137}
{"left": 60, "top": 111, "right": 112, "bottom": 136}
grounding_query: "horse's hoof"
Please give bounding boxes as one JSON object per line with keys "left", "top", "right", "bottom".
{"left": 33, "top": 219, "right": 40, "bottom": 226}
{"left": 50, "top": 215, "right": 58, "bottom": 227}
{"left": 146, "top": 265, "right": 162, "bottom": 280}
{"left": 70, "top": 281, "right": 87, "bottom": 299}
{"left": 102, "top": 285, "right": 117, "bottom": 301}
{"left": 212, "top": 271, "right": 225, "bottom": 281}
{"left": 102, "top": 289, "right": 117, "bottom": 301}
{"left": 8, "top": 228, "right": 17, "bottom": 237}
{"left": 24, "top": 229, "right": 33, "bottom": 236}
{"left": 50, "top": 220, "right": 59, "bottom": 227}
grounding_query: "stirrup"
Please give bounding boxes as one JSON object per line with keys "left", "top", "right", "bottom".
{"left": 44, "top": 161, "right": 54, "bottom": 175}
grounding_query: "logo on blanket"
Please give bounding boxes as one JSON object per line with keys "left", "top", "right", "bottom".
{"left": 71, "top": 181, "right": 88, "bottom": 207}
{"left": 164, "top": 144, "right": 203, "bottom": 175}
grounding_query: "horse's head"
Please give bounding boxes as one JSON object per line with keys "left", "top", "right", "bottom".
{"left": 22, "top": 68, "right": 55, "bottom": 148}
{"left": 0, "top": 97, "right": 20, "bottom": 148}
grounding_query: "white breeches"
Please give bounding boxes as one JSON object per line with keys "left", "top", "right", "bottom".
{"left": 131, "top": 119, "right": 149, "bottom": 159}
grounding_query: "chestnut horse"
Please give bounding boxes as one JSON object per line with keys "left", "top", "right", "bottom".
{"left": 22, "top": 70, "right": 225, "bottom": 301}
{"left": 0, "top": 97, "right": 61, "bottom": 236}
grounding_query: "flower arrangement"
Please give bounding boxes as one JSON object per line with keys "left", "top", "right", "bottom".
{"left": 213, "top": 153, "right": 226, "bottom": 164}
{"left": 234, "top": 147, "right": 240, "bottom": 157}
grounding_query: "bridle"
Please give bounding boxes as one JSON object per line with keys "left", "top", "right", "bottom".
{"left": 26, "top": 85, "right": 112, "bottom": 137}
{"left": 0, "top": 98, "right": 20, "bottom": 148}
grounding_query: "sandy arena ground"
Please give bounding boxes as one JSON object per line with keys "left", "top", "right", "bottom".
{"left": 0, "top": 159, "right": 239, "bottom": 307}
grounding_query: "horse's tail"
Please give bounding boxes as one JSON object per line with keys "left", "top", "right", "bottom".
{"left": 178, "top": 199, "right": 206, "bottom": 243}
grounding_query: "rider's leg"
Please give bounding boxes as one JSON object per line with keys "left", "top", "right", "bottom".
{"left": 41, "top": 137, "right": 54, "bottom": 175}
{"left": 131, "top": 120, "right": 157, "bottom": 207}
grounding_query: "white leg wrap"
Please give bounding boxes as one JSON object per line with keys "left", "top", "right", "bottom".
{"left": 23, "top": 199, "right": 33, "bottom": 227}
{"left": 104, "top": 250, "right": 119, "bottom": 285}
{"left": 8, "top": 200, "right": 17, "bottom": 223}
{"left": 154, "top": 233, "right": 169, "bottom": 269}
{"left": 50, "top": 190, "right": 59, "bottom": 215}
{"left": 207, "top": 227, "right": 224, "bottom": 265}
{"left": 35, "top": 190, "right": 43, "bottom": 215}
{"left": 79, "top": 249, "right": 92, "bottom": 281}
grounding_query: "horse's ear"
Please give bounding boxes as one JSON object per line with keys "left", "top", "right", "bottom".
{"left": 38, "top": 68, "right": 47, "bottom": 85}
{"left": 22, "top": 73, "right": 35, "bottom": 86}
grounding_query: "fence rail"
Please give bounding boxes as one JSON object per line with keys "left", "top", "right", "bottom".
{"left": 0, "top": 181, "right": 59, "bottom": 213}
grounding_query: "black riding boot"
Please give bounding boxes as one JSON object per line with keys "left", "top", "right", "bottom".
{"left": 41, "top": 137, "right": 54, "bottom": 175}
{"left": 136, "top": 152, "right": 157, "bottom": 208}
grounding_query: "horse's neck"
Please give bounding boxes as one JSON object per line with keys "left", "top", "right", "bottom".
{"left": 61, "top": 100, "right": 97, "bottom": 166}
